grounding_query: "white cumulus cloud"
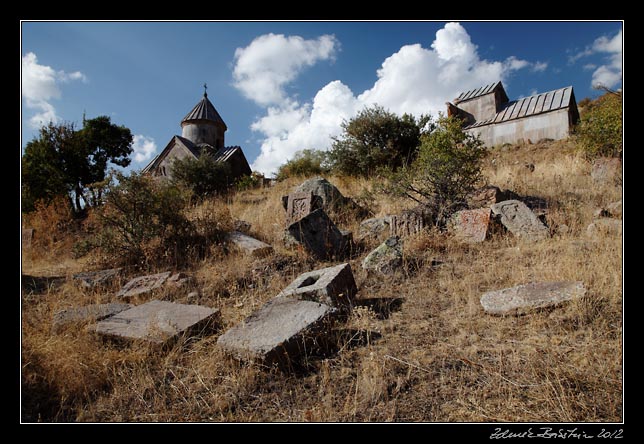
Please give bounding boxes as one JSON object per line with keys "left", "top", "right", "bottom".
{"left": 21, "top": 52, "right": 87, "bottom": 129}
{"left": 233, "top": 33, "right": 339, "bottom": 106}
{"left": 237, "top": 23, "right": 541, "bottom": 176}
{"left": 132, "top": 135, "right": 157, "bottom": 163}
{"left": 569, "top": 29, "right": 622, "bottom": 89}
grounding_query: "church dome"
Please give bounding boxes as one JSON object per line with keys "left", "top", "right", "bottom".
{"left": 181, "top": 91, "right": 227, "bottom": 130}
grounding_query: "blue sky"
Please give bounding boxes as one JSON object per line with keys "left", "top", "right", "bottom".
{"left": 21, "top": 21, "right": 623, "bottom": 176}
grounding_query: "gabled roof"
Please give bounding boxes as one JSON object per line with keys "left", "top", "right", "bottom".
{"left": 181, "top": 93, "right": 227, "bottom": 129}
{"left": 141, "top": 135, "right": 199, "bottom": 174}
{"left": 465, "top": 86, "right": 578, "bottom": 129}
{"left": 212, "top": 146, "right": 243, "bottom": 163}
{"left": 454, "top": 81, "right": 508, "bottom": 104}
{"left": 141, "top": 136, "right": 249, "bottom": 175}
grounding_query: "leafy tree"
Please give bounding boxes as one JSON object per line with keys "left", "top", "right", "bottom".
{"left": 21, "top": 116, "right": 133, "bottom": 213}
{"left": 275, "top": 149, "right": 328, "bottom": 181}
{"left": 384, "top": 116, "right": 487, "bottom": 224}
{"left": 576, "top": 91, "right": 622, "bottom": 158}
{"left": 170, "top": 152, "right": 233, "bottom": 198}
{"left": 327, "top": 105, "right": 431, "bottom": 177}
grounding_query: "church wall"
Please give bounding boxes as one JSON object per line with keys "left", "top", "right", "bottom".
{"left": 457, "top": 93, "right": 498, "bottom": 122}
{"left": 466, "top": 108, "right": 573, "bottom": 147}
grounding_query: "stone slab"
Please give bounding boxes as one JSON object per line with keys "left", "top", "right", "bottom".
{"left": 52, "top": 302, "right": 132, "bottom": 334}
{"left": 286, "top": 191, "right": 315, "bottom": 226}
{"left": 389, "top": 209, "right": 426, "bottom": 238}
{"left": 277, "top": 262, "right": 357, "bottom": 310}
{"left": 116, "top": 271, "right": 172, "bottom": 300}
{"left": 362, "top": 236, "right": 403, "bottom": 275}
{"left": 586, "top": 218, "right": 622, "bottom": 239}
{"left": 480, "top": 281, "right": 586, "bottom": 315}
{"left": 73, "top": 268, "right": 122, "bottom": 289}
{"left": 287, "top": 209, "right": 347, "bottom": 260}
{"left": 358, "top": 216, "right": 392, "bottom": 241}
{"left": 217, "top": 297, "right": 336, "bottom": 367}
{"left": 449, "top": 208, "right": 491, "bottom": 243}
{"left": 22, "top": 228, "right": 34, "bottom": 250}
{"left": 490, "top": 200, "right": 549, "bottom": 242}
{"left": 228, "top": 231, "right": 274, "bottom": 258}
{"left": 93, "top": 300, "right": 220, "bottom": 344}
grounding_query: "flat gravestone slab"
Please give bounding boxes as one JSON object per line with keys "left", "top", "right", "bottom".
{"left": 116, "top": 271, "right": 172, "bottom": 300}
{"left": 480, "top": 281, "right": 586, "bottom": 315}
{"left": 490, "top": 200, "right": 549, "bottom": 242}
{"left": 287, "top": 209, "right": 347, "bottom": 260}
{"left": 52, "top": 302, "right": 132, "bottom": 334}
{"left": 22, "top": 228, "right": 34, "bottom": 250}
{"left": 93, "top": 300, "right": 220, "bottom": 344}
{"left": 228, "top": 231, "right": 274, "bottom": 258}
{"left": 277, "top": 262, "right": 357, "bottom": 310}
{"left": 286, "top": 191, "right": 315, "bottom": 226}
{"left": 450, "top": 208, "right": 491, "bottom": 243}
{"left": 73, "top": 268, "right": 122, "bottom": 289}
{"left": 217, "top": 297, "right": 336, "bottom": 367}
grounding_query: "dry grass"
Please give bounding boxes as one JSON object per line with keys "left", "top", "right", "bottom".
{"left": 21, "top": 140, "right": 622, "bottom": 422}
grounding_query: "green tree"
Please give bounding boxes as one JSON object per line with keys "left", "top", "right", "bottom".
{"left": 327, "top": 105, "right": 431, "bottom": 177}
{"left": 385, "top": 116, "right": 487, "bottom": 224}
{"left": 170, "top": 152, "right": 233, "bottom": 198}
{"left": 21, "top": 116, "right": 133, "bottom": 213}
{"left": 275, "top": 149, "right": 328, "bottom": 181}
{"left": 576, "top": 91, "right": 622, "bottom": 158}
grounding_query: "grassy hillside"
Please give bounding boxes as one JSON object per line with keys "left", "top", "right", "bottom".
{"left": 21, "top": 139, "right": 622, "bottom": 422}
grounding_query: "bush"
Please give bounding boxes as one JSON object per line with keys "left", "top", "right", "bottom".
{"left": 326, "top": 105, "right": 430, "bottom": 177}
{"left": 384, "top": 116, "right": 487, "bottom": 225}
{"left": 576, "top": 92, "right": 622, "bottom": 158}
{"left": 93, "top": 172, "right": 194, "bottom": 268}
{"left": 171, "top": 153, "right": 233, "bottom": 198}
{"left": 23, "top": 195, "right": 75, "bottom": 255}
{"left": 275, "top": 149, "right": 328, "bottom": 181}
{"left": 235, "top": 171, "right": 265, "bottom": 191}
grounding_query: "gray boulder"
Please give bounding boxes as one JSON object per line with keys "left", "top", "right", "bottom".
{"left": 293, "top": 177, "right": 350, "bottom": 212}
{"left": 362, "top": 236, "right": 403, "bottom": 275}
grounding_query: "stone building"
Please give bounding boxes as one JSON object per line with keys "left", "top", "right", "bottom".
{"left": 142, "top": 89, "right": 252, "bottom": 180}
{"left": 446, "top": 81, "right": 580, "bottom": 147}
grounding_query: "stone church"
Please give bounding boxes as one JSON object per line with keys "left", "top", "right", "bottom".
{"left": 142, "top": 88, "right": 252, "bottom": 180}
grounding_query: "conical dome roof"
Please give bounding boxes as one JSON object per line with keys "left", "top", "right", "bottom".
{"left": 181, "top": 92, "right": 227, "bottom": 129}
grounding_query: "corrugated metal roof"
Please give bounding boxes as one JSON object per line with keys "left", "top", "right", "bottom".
{"left": 213, "top": 146, "right": 242, "bottom": 163}
{"left": 466, "top": 86, "right": 575, "bottom": 129}
{"left": 455, "top": 81, "right": 501, "bottom": 102}
{"left": 181, "top": 93, "right": 227, "bottom": 129}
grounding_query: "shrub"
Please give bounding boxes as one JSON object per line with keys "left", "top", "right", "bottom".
{"left": 576, "top": 92, "right": 622, "bottom": 158}
{"left": 93, "top": 172, "right": 194, "bottom": 268}
{"left": 22, "top": 195, "right": 75, "bottom": 255}
{"left": 171, "top": 153, "right": 233, "bottom": 198}
{"left": 384, "top": 116, "right": 487, "bottom": 225}
{"left": 326, "top": 105, "right": 431, "bottom": 177}
{"left": 235, "top": 172, "right": 265, "bottom": 191}
{"left": 275, "top": 149, "right": 328, "bottom": 181}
